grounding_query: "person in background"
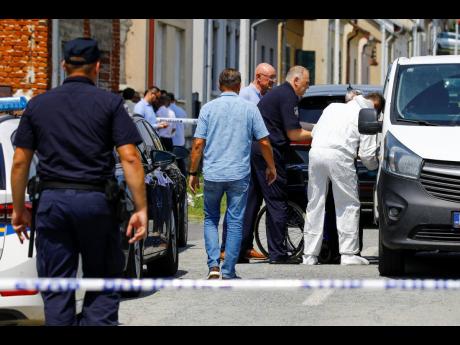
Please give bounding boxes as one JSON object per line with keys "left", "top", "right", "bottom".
{"left": 239, "top": 63, "right": 277, "bottom": 103}
{"left": 168, "top": 92, "right": 187, "bottom": 176}
{"left": 156, "top": 93, "right": 176, "bottom": 151}
{"left": 122, "top": 87, "right": 136, "bottom": 116}
{"left": 151, "top": 86, "right": 162, "bottom": 112}
{"left": 132, "top": 91, "right": 141, "bottom": 104}
{"left": 134, "top": 87, "right": 168, "bottom": 131}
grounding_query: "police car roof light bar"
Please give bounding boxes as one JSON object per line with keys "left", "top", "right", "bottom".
{"left": 0, "top": 96, "right": 28, "bottom": 112}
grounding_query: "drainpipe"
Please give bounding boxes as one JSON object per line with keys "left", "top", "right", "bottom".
{"left": 51, "top": 19, "right": 59, "bottom": 88}
{"left": 412, "top": 21, "right": 418, "bottom": 57}
{"left": 382, "top": 33, "right": 394, "bottom": 76}
{"left": 334, "top": 19, "right": 340, "bottom": 84}
{"left": 433, "top": 19, "right": 438, "bottom": 55}
{"left": 277, "top": 21, "right": 284, "bottom": 84}
{"left": 147, "top": 19, "right": 155, "bottom": 88}
{"left": 455, "top": 20, "right": 459, "bottom": 55}
{"left": 381, "top": 24, "right": 386, "bottom": 83}
{"left": 250, "top": 19, "right": 269, "bottom": 78}
{"left": 206, "top": 19, "right": 213, "bottom": 102}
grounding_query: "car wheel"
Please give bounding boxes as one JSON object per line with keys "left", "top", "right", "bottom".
{"left": 378, "top": 224, "right": 405, "bottom": 277}
{"left": 177, "top": 194, "right": 188, "bottom": 247}
{"left": 122, "top": 239, "right": 143, "bottom": 298}
{"left": 146, "top": 209, "right": 179, "bottom": 277}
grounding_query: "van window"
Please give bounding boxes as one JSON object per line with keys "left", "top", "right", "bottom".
{"left": 394, "top": 64, "right": 460, "bottom": 125}
{"left": 0, "top": 144, "right": 5, "bottom": 190}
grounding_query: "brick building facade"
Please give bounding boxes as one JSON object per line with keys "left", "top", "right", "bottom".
{"left": 0, "top": 19, "right": 51, "bottom": 96}
{"left": 0, "top": 19, "right": 122, "bottom": 98}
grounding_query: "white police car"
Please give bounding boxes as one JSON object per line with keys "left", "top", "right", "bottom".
{"left": 0, "top": 102, "right": 83, "bottom": 324}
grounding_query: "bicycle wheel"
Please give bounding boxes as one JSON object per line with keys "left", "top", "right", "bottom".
{"left": 254, "top": 201, "right": 305, "bottom": 258}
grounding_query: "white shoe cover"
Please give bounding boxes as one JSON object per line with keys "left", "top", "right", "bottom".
{"left": 302, "top": 255, "right": 318, "bottom": 265}
{"left": 340, "top": 254, "right": 369, "bottom": 265}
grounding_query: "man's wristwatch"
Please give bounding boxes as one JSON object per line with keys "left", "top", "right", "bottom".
{"left": 188, "top": 171, "right": 198, "bottom": 176}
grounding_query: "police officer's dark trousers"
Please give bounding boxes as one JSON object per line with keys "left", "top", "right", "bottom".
{"left": 35, "top": 188, "right": 124, "bottom": 326}
{"left": 243, "top": 144, "right": 289, "bottom": 261}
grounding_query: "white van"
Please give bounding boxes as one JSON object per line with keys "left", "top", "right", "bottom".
{"left": 359, "top": 55, "right": 460, "bottom": 276}
{"left": 0, "top": 114, "right": 83, "bottom": 324}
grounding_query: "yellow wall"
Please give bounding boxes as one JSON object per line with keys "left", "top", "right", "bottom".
{"left": 282, "top": 19, "right": 304, "bottom": 82}
{"left": 302, "top": 19, "right": 329, "bottom": 84}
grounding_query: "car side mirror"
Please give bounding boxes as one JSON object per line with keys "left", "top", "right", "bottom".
{"left": 358, "top": 108, "right": 382, "bottom": 135}
{"left": 172, "top": 146, "right": 190, "bottom": 160}
{"left": 150, "top": 150, "right": 176, "bottom": 168}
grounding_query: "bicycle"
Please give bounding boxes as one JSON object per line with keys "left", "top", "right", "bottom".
{"left": 254, "top": 200, "right": 305, "bottom": 259}
{"left": 253, "top": 195, "right": 345, "bottom": 264}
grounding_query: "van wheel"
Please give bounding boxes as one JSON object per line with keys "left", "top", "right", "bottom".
{"left": 146, "top": 209, "right": 179, "bottom": 277}
{"left": 378, "top": 227, "right": 405, "bottom": 276}
{"left": 122, "top": 239, "right": 143, "bottom": 298}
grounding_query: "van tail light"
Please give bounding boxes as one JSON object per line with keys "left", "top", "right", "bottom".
{"left": 0, "top": 202, "right": 32, "bottom": 222}
{"left": 0, "top": 290, "right": 39, "bottom": 297}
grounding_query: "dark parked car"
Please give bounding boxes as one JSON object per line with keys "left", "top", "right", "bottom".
{"left": 115, "top": 115, "right": 188, "bottom": 295}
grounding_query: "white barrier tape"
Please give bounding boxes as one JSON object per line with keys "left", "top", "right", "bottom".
{"left": 1, "top": 278, "right": 460, "bottom": 292}
{"left": 156, "top": 117, "right": 198, "bottom": 125}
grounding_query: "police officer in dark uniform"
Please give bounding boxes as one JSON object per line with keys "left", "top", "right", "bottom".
{"left": 11, "top": 37, "right": 148, "bottom": 326}
{"left": 242, "top": 66, "right": 312, "bottom": 264}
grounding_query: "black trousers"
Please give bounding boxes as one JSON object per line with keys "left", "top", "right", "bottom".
{"left": 160, "top": 137, "right": 173, "bottom": 152}
{"left": 35, "top": 189, "right": 124, "bottom": 326}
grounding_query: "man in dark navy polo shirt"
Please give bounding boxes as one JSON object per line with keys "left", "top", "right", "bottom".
{"left": 11, "top": 37, "right": 147, "bottom": 326}
{"left": 242, "top": 66, "right": 312, "bottom": 264}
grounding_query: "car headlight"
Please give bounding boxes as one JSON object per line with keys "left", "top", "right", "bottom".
{"left": 382, "top": 131, "right": 422, "bottom": 179}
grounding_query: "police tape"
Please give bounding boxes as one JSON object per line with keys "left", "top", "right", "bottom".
{"left": 156, "top": 117, "right": 198, "bottom": 125}
{"left": 2, "top": 278, "right": 460, "bottom": 292}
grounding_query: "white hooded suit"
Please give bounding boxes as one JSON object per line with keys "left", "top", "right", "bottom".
{"left": 303, "top": 95, "right": 378, "bottom": 256}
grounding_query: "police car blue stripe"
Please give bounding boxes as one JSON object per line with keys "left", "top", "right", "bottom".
{"left": 0, "top": 224, "right": 15, "bottom": 236}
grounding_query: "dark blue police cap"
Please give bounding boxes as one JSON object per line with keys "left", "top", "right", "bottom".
{"left": 64, "top": 37, "right": 101, "bottom": 65}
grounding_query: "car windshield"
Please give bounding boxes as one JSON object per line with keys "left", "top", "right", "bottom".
{"left": 394, "top": 64, "right": 460, "bottom": 126}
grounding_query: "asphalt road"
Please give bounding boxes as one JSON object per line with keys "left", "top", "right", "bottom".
{"left": 119, "top": 219, "right": 460, "bottom": 326}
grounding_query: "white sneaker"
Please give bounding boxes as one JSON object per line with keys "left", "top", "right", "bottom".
{"left": 340, "top": 254, "right": 369, "bottom": 265}
{"left": 302, "top": 255, "right": 318, "bottom": 265}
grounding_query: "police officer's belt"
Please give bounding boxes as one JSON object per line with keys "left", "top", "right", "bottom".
{"left": 41, "top": 180, "right": 105, "bottom": 193}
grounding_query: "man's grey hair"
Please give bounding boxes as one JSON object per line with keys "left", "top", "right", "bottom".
{"left": 285, "top": 66, "right": 308, "bottom": 82}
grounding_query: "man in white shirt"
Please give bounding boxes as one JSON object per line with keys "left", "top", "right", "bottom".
{"left": 156, "top": 94, "right": 176, "bottom": 151}
{"left": 168, "top": 93, "right": 186, "bottom": 147}
{"left": 168, "top": 92, "right": 187, "bottom": 176}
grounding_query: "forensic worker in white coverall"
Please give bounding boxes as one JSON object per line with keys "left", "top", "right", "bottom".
{"left": 303, "top": 93, "right": 385, "bottom": 265}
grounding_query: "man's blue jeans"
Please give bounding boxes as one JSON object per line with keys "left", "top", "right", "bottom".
{"left": 203, "top": 175, "right": 250, "bottom": 278}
